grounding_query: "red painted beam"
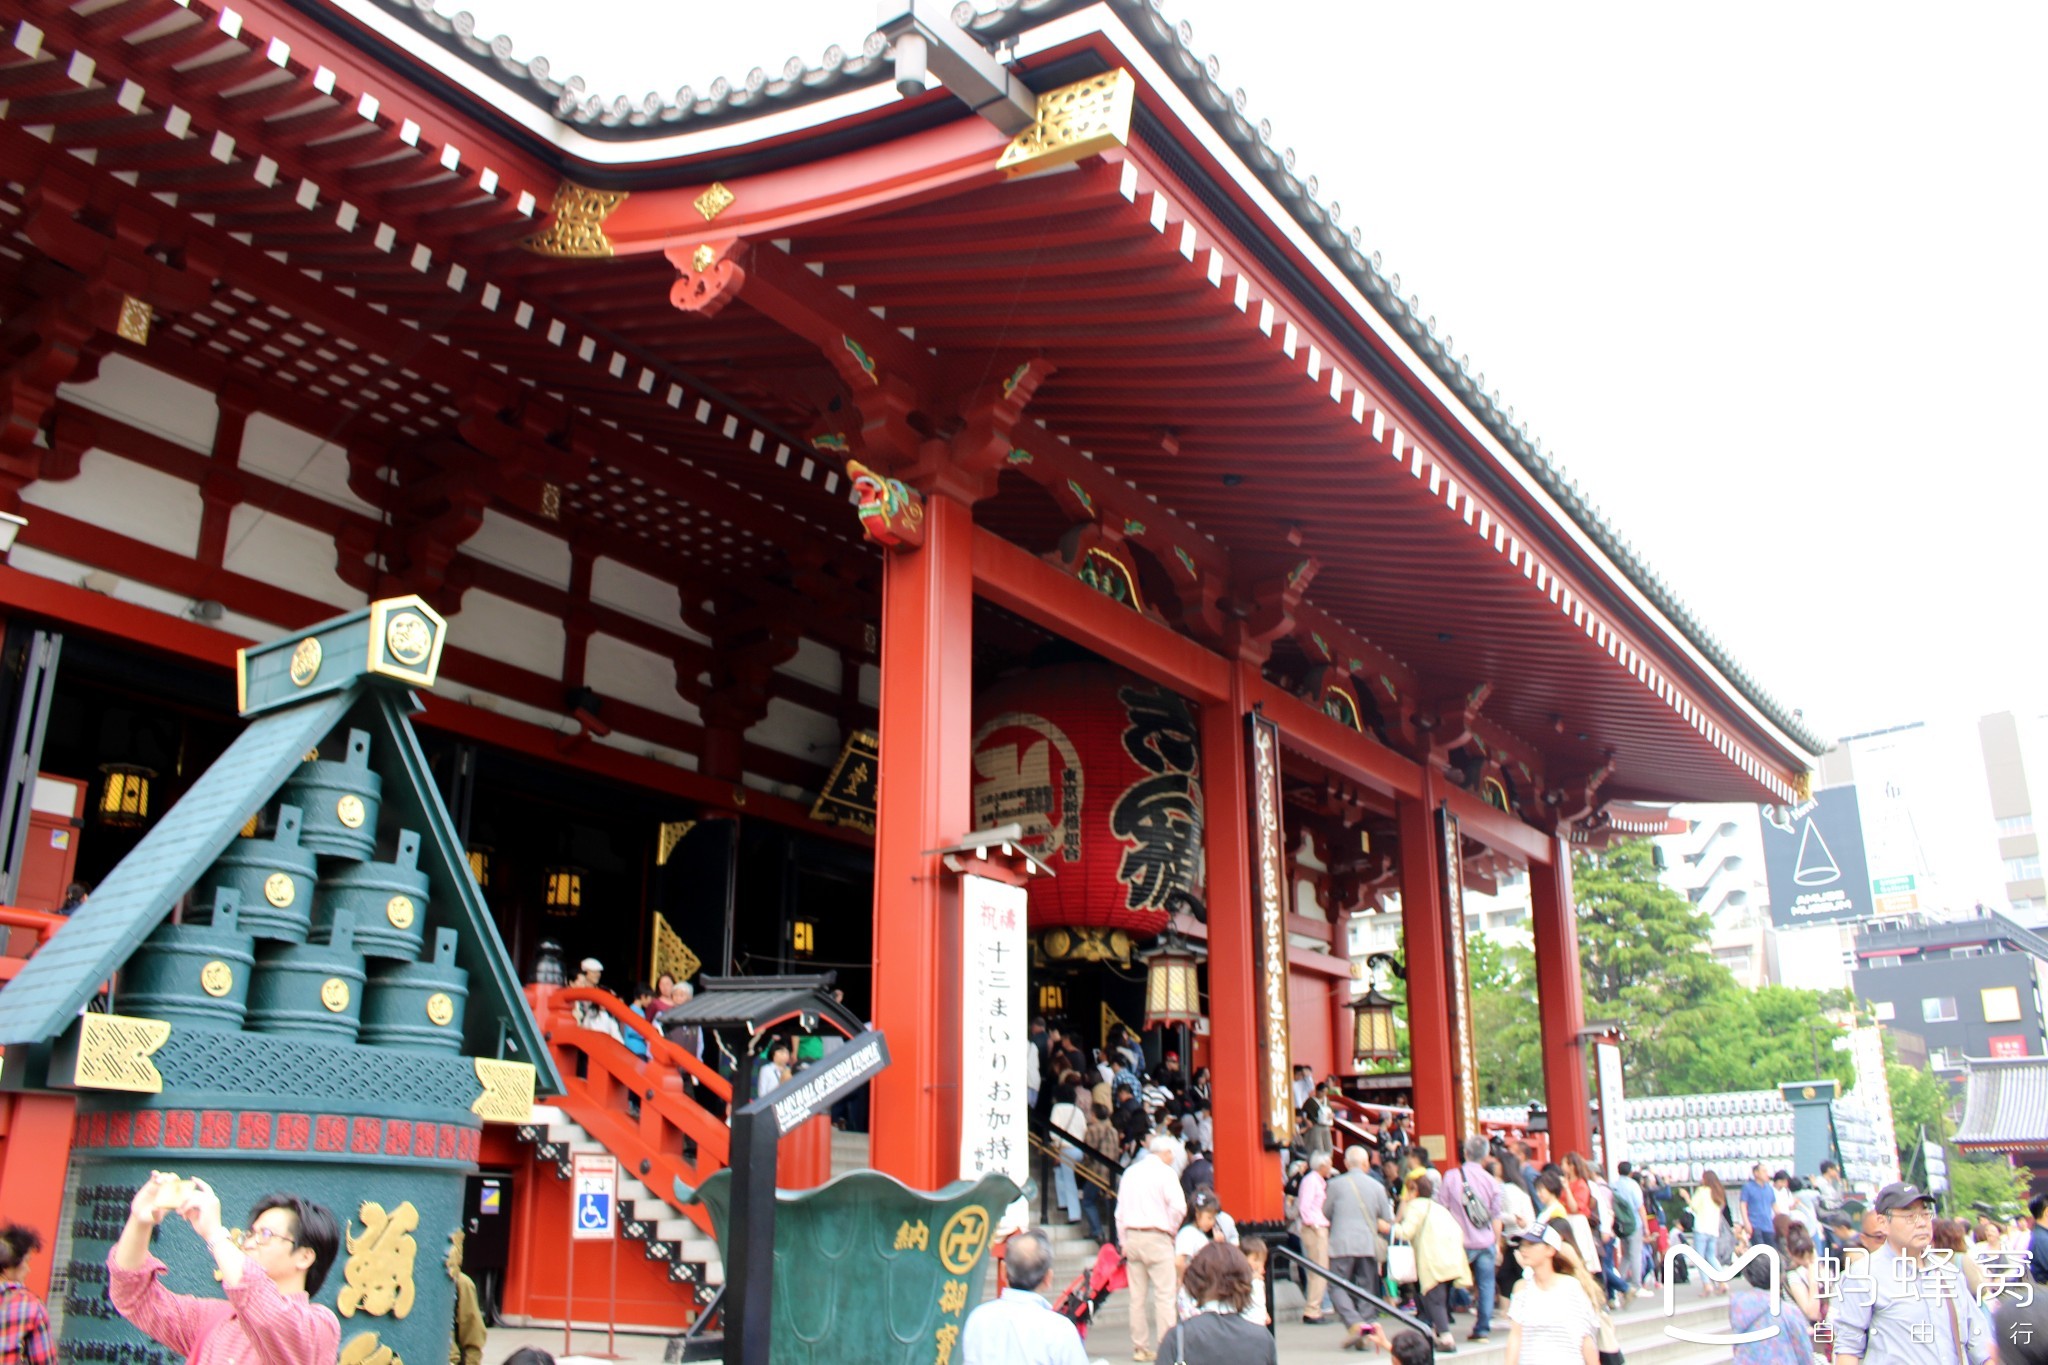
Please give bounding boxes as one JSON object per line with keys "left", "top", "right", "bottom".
{"left": 970, "top": 527, "right": 1229, "bottom": 703}
{"left": 1441, "top": 783, "right": 1555, "bottom": 868}
{"left": 1244, "top": 674, "right": 1420, "bottom": 801}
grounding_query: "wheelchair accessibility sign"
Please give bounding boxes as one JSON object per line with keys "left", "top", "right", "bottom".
{"left": 572, "top": 1153, "right": 617, "bottom": 1240}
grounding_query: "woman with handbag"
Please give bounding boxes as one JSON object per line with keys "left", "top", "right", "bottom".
{"left": 1393, "top": 1171, "right": 1473, "bottom": 1352}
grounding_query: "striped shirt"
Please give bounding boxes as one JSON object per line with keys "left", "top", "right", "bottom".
{"left": 108, "top": 1251, "right": 339, "bottom": 1365}
{"left": 1508, "top": 1275, "right": 1598, "bottom": 1365}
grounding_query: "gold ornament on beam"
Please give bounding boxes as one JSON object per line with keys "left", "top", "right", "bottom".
{"left": 116, "top": 296, "right": 153, "bottom": 345}
{"left": 996, "top": 69, "right": 1137, "bottom": 177}
{"left": 524, "top": 182, "right": 629, "bottom": 259}
{"left": 693, "top": 181, "right": 735, "bottom": 221}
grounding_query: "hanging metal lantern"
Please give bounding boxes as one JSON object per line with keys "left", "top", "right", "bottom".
{"left": 792, "top": 917, "right": 816, "bottom": 958}
{"left": 1140, "top": 935, "right": 1203, "bottom": 1028}
{"left": 972, "top": 661, "right": 1205, "bottom": 939}
{"left": 1351, "top": 987, "right": 1400, "bottom": 1062}
{"left": 1037, "top": 982, "right": 1065, "bottom": 1014}
{"left": 98, "top": 763, "right": 155, "bottom": 828}
{"left": 466, "top": 846, "right": 492, "bottom": 887}
{"left": 1352, "top": 950, "right": 1404, "bottom": 1062}
{"left": 543, "top": 865, "right": 583, "bottom": 912}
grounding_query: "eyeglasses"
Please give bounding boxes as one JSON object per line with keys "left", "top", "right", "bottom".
{"left": 1887, "top": 1208, "right": 1935, "bottom": 1222}
{"left": 240, "top": 1228, "right": 296, "bottom": 1250}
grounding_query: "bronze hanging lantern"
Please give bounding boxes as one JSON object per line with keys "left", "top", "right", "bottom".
{"left": 97, "top": 763, "right": 155, "bottom": 828}
{"left": 1351, "top": 950, "right": 1404, "bottom": 1062}
{"left": 1140, "top": 933, "right": 1203, "bottom": 1028}
{"left": 543, "top": 865, "right": 583, "bottom": 912}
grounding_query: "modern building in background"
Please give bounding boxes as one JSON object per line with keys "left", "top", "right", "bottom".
{"left": 1850, "top": 910, "right": 2048, "bottom": 1084}
{"left": 1980, "top": 711, "right": 2045, "bottom": 924}
{"left": 1656, "top": 804, "right": 1782, "bottom": 989}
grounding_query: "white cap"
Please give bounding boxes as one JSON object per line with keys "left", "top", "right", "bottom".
{"left": 580, "top": 957, "right": 604, "bottom": 972}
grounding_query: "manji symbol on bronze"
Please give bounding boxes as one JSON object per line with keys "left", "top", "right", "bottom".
{"left": 338, "top": 1200, "right": 419, "bottom": 1319}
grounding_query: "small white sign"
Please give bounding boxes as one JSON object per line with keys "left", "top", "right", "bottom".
{"left": 571, "top": 1152, "right": 617, "bottom": 1241}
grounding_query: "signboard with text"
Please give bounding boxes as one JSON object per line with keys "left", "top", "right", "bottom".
{"left": 959, "top": 874, "right": 1029, "bottom": 1193}
{"left": 1246, "top": 712, "right": 1294, "bottom": 1149}
{"left": 1762, "top": 787, "right": 1874, "bottom": 926}
{"left": 1440, "top": 808, "right": 1479, "bottom": 1145}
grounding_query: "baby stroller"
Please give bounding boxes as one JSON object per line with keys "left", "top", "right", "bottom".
{"left": 1052, "top": 1243, "right": 1127, "bottom": 1340}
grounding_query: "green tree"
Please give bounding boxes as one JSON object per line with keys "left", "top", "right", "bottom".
{"left": 1469, "top": 933, "right": 1544, "bottom": 1105}
{"left": 1887, "top": 1058, "right": 2031, "bottom": 1211}
{"left": 1569, "top": 841, "right": 1854, "bottom": 1096}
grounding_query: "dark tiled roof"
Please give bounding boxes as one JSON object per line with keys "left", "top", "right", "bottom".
{"left": 1953, "top": 1056, "right": 2048, "bottom": 1151}
{"left": 365, "top": 0, "right": 1825, "bottom": 757}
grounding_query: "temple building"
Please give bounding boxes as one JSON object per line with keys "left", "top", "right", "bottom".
{"left": 0, "top": 0, "right": 1823, "bottom": 1334}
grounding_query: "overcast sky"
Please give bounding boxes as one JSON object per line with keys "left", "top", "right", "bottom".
{"left": 464, "top": 0, "right": 2048, "bottom": 743}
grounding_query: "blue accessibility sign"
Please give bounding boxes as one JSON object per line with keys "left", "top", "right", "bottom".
{"left": 576, "top": 1191, "right": 612, "bottom": 1232}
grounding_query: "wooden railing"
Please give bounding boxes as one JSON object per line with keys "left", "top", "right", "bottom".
{"left": 0, "top": 906, "right": 64, "bottom": 984}
{"left": 529, "top": 985, "right": 735, "bottom": 1236}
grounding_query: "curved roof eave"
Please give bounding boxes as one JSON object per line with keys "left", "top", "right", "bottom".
{"left": 318, "top": 0, "right": 1827, "bottom": 765}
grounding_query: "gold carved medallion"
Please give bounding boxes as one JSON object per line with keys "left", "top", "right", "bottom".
{"left": 996, "top": 69, "right": 1137, "bottom": 176}
{"left": 937, "top": 1206, "right": 992, "bottom": 1274}
{"left": 336, "top": 795, "right": 367, "bottom": 829}
{"left": 425, "top": 993, "right": 455, "bottom": 1027}
{"left": 320, "top": 977, "right": 352, "bottom": 1012}
{"left": 200, "top": 961, "right": 234, "bottom": 997}
{"left": 384, "top": 612, "right": 432, "bottom": 666}
{"left": 523, "top": 182, "right": 628, "bottom": 259}
{"left": 693, "top": 181, "right": 735, "bottom": 221}
{"left": 289, "top": 638, "right": 323, "bottom": 687}
{"left": 264, "top": 873, "right": 296, "bottom": 908}
{"left": 385, "top": 895, "right": 416, "bottom": 929}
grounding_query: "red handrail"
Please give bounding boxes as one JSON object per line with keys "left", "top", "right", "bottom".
{"left": 551, "top": 986, "right": 732, "bottom": 1100}
{"left": 0, "top": 906, "right": 65, "bottom": 983}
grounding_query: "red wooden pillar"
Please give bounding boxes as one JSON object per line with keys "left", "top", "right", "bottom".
{"left": 1201, "top": 663, "right": 1281, "bottom": 1220}
{"left": 0, "top": 1093, "right": 75, "bottom": 1300}
{"left": 1396, "top": 770, "right": 1457, "bottom": 1159}
{"left": 868, "top": 492, "right": 972, "bottom": 1190}
{"left": 1530, "top": 835, "right": 1591, "bottom": 1158}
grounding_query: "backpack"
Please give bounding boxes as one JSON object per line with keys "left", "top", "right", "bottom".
{"left": 1611, "top": 1192, "right": 1638, "bottom": 1238}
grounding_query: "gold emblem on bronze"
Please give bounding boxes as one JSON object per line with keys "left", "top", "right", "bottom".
{"left": 384, "top": 612, "right": 432, "bottom": 666}
{"left": 386, "top": 895, "right": 416, "bottom": 929}
{"left": 425, "top": 993, "right": 455, "bottom": 1027}
{"left": 264, "top": 872, "right": 296, "bottom": 908}
{"left": 289, "top": 637, "right": 323, "bottom": 687}
{"left": 200, "top": 961, "right": 234, "bottom": 997}
{"left": 320, "top": 977, "right": 352, "bottom": 1012}
{"left": 337, "top": 1200, "right": 419, "bottom": 1319}
{"left": 336, "top": 795, "right": 367, "bottom": 829}
{"left": 937, "top": 1206, "right": 992, "bottom": 1274}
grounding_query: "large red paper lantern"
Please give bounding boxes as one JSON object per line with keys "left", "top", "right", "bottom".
{"left": 971, "top": 662, "right": 1205, "bottom": 937}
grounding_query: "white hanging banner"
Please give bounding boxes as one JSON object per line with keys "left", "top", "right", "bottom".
{"left": 960, "top": 873, "right": 1030, "bottom": 1199}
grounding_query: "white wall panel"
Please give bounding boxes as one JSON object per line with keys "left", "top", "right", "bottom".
{"left": 61, "top": 354, "right": 219, "bottom": 453}
{"left": 466, "top": 509, "right": 572, "bottom": 591}
{"left": 456, "top": 590, "right": 563, "bottom": 680}
{"left": 584, "top": 632, "right": 702, "bottom": 726}
{"left": 776, "top": 635, "right": 841, "bottom": 691}
{"left": 23, "top": 448, "right": 203, "bottom": 558}
{"left": 238, "top": 414, "right": 379, "bottom": 516}
{"left": 223, "top": 507, "right": 367, "bottom": 612}
{"left": 746, "top": 697, "right": 840, "bottom": 764}
{"left": 591, "top": 556, "right": 705, "bottom": 641}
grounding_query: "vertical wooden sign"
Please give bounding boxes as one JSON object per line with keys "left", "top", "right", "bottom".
{"left": 1246, "top": 711, "right": 1294, "bottom": 1149}
{"left": 1438, "top": 807, "right": 1479, "bottom": 1145}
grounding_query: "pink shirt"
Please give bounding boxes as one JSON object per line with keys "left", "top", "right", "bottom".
{"left": 1299, "top": 1171, "right": 1330, "bottom": 1230}
{"left": 1114, "top": 1155, "right": 1188, "bottom": 1239}
{"left": 108, "top": 1250, "right": 339, "bottom": 1365}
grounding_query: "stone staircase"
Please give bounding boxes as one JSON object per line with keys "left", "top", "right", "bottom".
{"left": 516, "top": 1102, "right": 723, "bottom": 1312}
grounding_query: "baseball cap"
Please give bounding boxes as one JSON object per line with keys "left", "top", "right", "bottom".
{"left": 1514, "top": 1224, "right": 1568, "bottom": 1251}
{"left": 580, "top": 957, "right": 604, "bottom": 972}
{"left": 1874, "top": 1182, "right": 1936, "bottom": 1214}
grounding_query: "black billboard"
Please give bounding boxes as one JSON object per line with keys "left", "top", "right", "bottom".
{"left": 1761, "top": 787, "right": 1873, "bottom": 926}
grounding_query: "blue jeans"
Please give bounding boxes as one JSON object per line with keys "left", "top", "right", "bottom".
{"left": 1467, "top": 1246, "right": 1496, "bottom": 1335}
{"left": 1054, "top": 1142, "right": 1083, "bottom": 1221}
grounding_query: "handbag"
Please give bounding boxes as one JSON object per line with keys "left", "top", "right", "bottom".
{"left": 1716, "top": 1220, "right": 1735, "bottom": 1263}
{"left": 1388, "top": 1233, "right": 1418, "bottom": 1285}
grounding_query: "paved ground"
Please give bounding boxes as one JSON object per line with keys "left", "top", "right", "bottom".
{"left": 487, "top": 1280, "right": 1722, "bottom": 1364}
